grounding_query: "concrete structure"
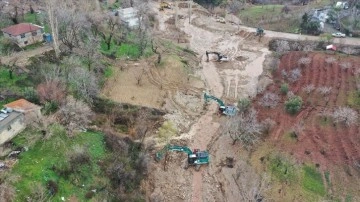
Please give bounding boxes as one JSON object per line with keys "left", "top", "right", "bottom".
{"left": 1, "top": 23, "right": 44, "bottom": 47}
{"left": 0, "top": 109, "right": 25, "bottom": 145}
{"left": 0, "top": 99, "right": 41, "bottom": 146}
{"left": 118, "top": 7, "right": 140, "bottom": 28}
{"left": 4, "top": 99, "right": 42, "bottom": 122}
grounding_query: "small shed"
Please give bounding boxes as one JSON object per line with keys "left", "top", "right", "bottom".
{"left": 118, "top": 7, "right": 140, "bottom": 28}
{"left": 43, "top": 33, "right": 53, "bottom": 43}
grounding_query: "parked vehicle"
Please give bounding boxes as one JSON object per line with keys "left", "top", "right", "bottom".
{"left": 332, "top": 32, "right": 346, "bottom": 38}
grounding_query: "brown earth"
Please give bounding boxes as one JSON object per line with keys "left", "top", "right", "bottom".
{"left": 255, "top": 51, "right": 360, "bottom": 170}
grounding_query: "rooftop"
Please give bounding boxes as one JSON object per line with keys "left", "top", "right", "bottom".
{"left": 1, "top": 23, "right": 42, "bottom": 36}
{"left": 4, "top": 99, "right": 41, "bottom": 113}
{"left": 0, "top": 110, "right": 22, "bottom": 131}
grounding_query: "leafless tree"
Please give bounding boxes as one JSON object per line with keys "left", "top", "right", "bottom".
{"left": 332, "top": 107, "right": 358, "bottom": 126}
{"left": 36, "top": 80, "right": 66, "bottom": 104}
{"left": 46, "top": 0, "right": 61, "bottom": 58}
{"left": 325, "top": 57, "right": 337, "bottom": 65}
{"left": 339, "top": 62, "right": 352, "bottom": 70}
{"left": 288, "top": 68, "right": 302, "bottom": 82}
{"left": 261, "top": 118, "right": 276, "bottom": 136}
{"left": 75, "top": 37, "right": 101, "bottom": 71}
{"left": 302, "top": 84, "right": 315, "bottom": 94}
{"left": 57, "top": 8, "right": 91, "bottom": 52}
{"left": 317, "top": 86, "right": 332, "bottom": 96}
{"left": 276, "top": 40, "right": 290, "bottom": 53}
{"left": 228, "top": 0, "right": 244, "bottom": 14}
{"left": 89, "top": 15, "right": 123, "bottom": 51}
{"left": 133, "top": 68, "right": 146, "bottom": 86}
{"left": 56, "top": 96, "right": 94, "bottom": 135}
{"left": 258, "top": 92, "right": 280, "bottom": 108}
{"left": 69, "top": 67, "right": 99, "bottom": 104}
{"left": 342, "top": 47, "right": 356, "bottom": 56}
{"left": 297, "top": 57, "right": 311, "bottom": 67}
{"left": 223, "top": 108, "right": 263, "bottom": 149}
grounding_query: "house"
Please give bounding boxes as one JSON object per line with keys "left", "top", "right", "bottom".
{"left": 118, "top": 7, "right": 140, "bottom": 28}
{"left": 335, "top": 1, "right": 349, "bottom": 9}
{"left": 4, "top": 99, "right": 41, "bottom": 122}
{"left": 0, "top": 108, "right": 25, "bottom": 145}
{"left": 1, "top": 23, "right": 44, "bottom": 47}
{"left": 0, "top": 99, "right": 41, "bottom": 146}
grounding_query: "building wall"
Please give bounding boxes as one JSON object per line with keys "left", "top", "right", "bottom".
{"left": 3, "top": 29, "right": 44, "bottom": 47}
{"left": 0, "top": 115, "right": 25, "bottom": 145}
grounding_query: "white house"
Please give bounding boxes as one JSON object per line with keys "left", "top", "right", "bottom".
{"left": 1, "top": 23, "right": 44, "bottom": 47}
{"left": 335, "top": 1, "right": 349, "bottom": 9}
{"left": 118, "top": 7, "right": 140, "bottom": 28}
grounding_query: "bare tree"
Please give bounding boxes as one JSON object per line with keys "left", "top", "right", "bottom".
{"left": 69, "top": 67, "right": 99, "bottom": 104}
{"left": 332, "top": 107, "right": 358, "bottom": 126}
{"left": 46, "top": 0, "right": 61, "bottom": 58}
{"left": 325, "top": 57, "right": 337, "bottom": 65}
{"left": 302, "top": 84, "right": 315, "bottom": 94}
{"left": 223, "top": 108, "right": 263, "bottom": 149}
{"left": 317, "top": 86, "right": 332, "bottom": 96}
{"left": 228, "top": 0, "right": 244, "bottom": 14}
{"left": 0, "top": 182, "right": 15, "bottom": 202}
{"left": 297, "top": 57, "right": 311, "bottom": 67}
{"left": 133, "top": 68, "right": 145, "bottom": 86}
{"left": 57, "top": 8, "right": 90, "bottom": 52}
{"left": 276, "top": 40, "right": 290, "bottom": 53}
{"left": 89, "top": 15, "right": 122, "bottom": 51}
{"left": 258, "top": 92, "right": 280, "bottom": 108}
{"left": 339, "top": 62, "right": 352, "bottom": 70}
{"left": 75, "top": 37, "right": 101, "bottom": 71}
{"left": 36, "top": 80, "right": 66, "bottom": 104}
{"left": 288, "top": 68, "right": 302, "bottom": 82}
{"left": 56, "top": 96, "right": 94, "bottom": 135}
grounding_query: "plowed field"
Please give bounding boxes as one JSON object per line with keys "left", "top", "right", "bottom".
{"left": 256, "top": 51, "right": 360, "bottom": 170}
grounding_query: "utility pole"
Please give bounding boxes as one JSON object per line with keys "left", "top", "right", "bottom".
{"left": 188, "top": 0, "right": 192, "bottom": 24}
{"left": 175, "top": 1, "right": 178, "bottom": 28}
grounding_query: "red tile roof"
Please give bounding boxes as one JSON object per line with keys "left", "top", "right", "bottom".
{"left": 4, "top": 99, "right": 41, "bottom": 113}
{"left": 1, "top": 23, "right": 42, "bottom": 36}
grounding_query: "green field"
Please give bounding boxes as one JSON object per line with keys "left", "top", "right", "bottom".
{"left": 11, "top": 127, "right": 108, "bottom": 201}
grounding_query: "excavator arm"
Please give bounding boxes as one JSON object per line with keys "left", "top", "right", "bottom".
{"left": 204, "top": 92, "right": 225, "bottom": 107}
{"left": 155, "top": 144, "right": 193, "bottom": 161}
{"left": 206, "top": 51, "right": 226, "bottom": 62}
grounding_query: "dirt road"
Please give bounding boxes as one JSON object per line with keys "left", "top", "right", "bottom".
{"left": 0, "top": 45, "right": 53, "bottom": 67}
{"left": 237, "top": 25, "right": 360, "bottom": 46}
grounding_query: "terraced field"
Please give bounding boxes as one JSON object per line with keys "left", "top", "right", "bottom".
{"left": 256, "top": 51, "right": 360, "bottom": 170}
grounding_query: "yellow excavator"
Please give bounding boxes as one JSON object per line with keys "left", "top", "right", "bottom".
{"left": 159, "top": 1, "right": 171, "bottom": 11}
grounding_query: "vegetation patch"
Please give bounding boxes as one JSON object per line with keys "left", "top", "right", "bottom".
{"left": 11, "top": 126, "right": 107, "bottom": 201}
{"left": 268, "top": 154, "right": 298, "bottom": 183}
{"left": 302, "top": 165, "right": 326, "bottom": 196}
{"left": 347, "top": 91, "right": 360, "bottom": 109}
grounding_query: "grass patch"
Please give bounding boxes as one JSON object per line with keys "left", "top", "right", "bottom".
{"left": 324, "top": 170, "right": 331, "bottom": 187}
{"left": 239, "top": 5, "right": 283, "bottom": 26}
{"left": 104, "top": 66, "right": 114, "bottom": 78}
{"left": 24, "top": 13, "right": 49, "bottom": 33}
{"left": 268, "top": 154, "right": 298, "bottom": 183}
{"left": 302, "top": 165, "right": 326, "bottom": 196}
{"left": 11, "top": 126, "right": 108, "bottom": 201}
{"left": 347, "top": 91, "right": 360, "bottom": 109}
{"left": 23, "top": 42, "right": 43, "bottom": 51}
{"left": 319, "top": 116, "right": 331, "bottom": 126}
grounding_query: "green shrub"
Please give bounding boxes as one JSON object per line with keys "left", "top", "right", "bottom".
{"left": 23, "top": 87, "right": 40, "bottom": 104}
{"left": 238, "top": 98, "right": 251, "bottom": 113}
{"left": 280, "top": 83, "right": 289, "bottom": 95}
{"left": 285, "top": 96, "right": 302, "bottom": 115}
{"left": 43, "top": 101, "right": 59, "bottom": 115}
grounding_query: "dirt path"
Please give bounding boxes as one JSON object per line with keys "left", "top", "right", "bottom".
{"left": 0, "top": 45, "right": 53, "bottom": 67}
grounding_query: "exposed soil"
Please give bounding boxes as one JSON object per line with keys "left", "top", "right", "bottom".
{"left": 255, "top": 52, "right": 360, "bottom": 171}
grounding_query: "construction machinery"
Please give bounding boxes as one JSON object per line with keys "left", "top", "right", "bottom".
{"left": 159, "top": 1, "right": 171, "bottom": 11}
{"left": 156, "top": 144, "right": 209, "bottom": 171}
{"left": 255, "top": 27, "right": 265, "bottom": 36}
{"left": 204, "top": 92, "right": 237, "bottom": 116}
{"left": 205, "top": 51, "right": 229, "bottom": 62}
